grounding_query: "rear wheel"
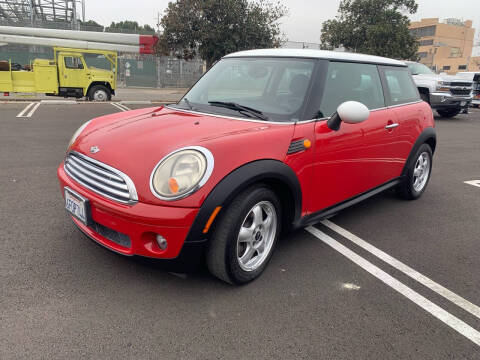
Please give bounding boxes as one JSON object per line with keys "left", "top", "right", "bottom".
{"left": 437, "top": 108, "right": 460, "bottom": 118}
{"left": 87, "top": 85, "right": 111, "bottom": 102}
{"left": 397, "top": 143, "right": 432, "bottom": 200}
{"left": 206, "top": 186, "right": 281, "bottom": 284}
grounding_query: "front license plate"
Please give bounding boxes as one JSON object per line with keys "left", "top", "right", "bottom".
{"left": 64, "top": 187, "right": 90, "bottom": 225}
{"left": 460, "top": 101, "right": 466, "bottom": 106}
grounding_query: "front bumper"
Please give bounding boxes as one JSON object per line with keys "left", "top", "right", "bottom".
{"left": 58, "top": 163, "right": 204, "bottom": 264}
{"left": 429, "top": 92, "right": 472, "bottom": 109}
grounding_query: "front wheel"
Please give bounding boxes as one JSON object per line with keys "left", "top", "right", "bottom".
{"left": 397, "top": 144, "right": 433, "bottom": 200}
{"left": 437, "top": 108, "right": 460, "bottom": 118}
{"left": 87, "top": 85, "right": 111, "bottom": 101}
{"left": 206, "top": 186, "right": 281, "bottom": 284}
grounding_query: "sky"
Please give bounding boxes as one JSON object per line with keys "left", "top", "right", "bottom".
{"left": 85, "top": 0, "right": 480, "bottom": 44}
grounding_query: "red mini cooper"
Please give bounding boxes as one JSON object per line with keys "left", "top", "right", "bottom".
{"left": 58, "top": 49, "right": 436, "bottom": 284}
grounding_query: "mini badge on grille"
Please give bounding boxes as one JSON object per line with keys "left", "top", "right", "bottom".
{"left": 90, "top": 146, "right": 100, "bottom": 154}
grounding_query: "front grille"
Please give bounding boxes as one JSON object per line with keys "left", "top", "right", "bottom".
{"left": 450, "top": 82, "right": 472, "bottom": 87}
{"left": 450, "top": 88, "right": 472, "bottom": 96}
{"left": 92, "top": 221, "right": 131, "bottom": 248}
{"left": 65, "top": 152, "right": 138, "bottom": 204}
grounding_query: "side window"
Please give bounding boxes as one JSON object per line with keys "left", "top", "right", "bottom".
{"left": 383, "top": 67, "right": 419, "bottom": 105}
{"left": 319, "top": 62, "right": 385, "bottom": 117}
{"left": 64, "top": 57, "right": 84, "bottom": 70}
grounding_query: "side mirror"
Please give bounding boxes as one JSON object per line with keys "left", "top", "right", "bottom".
{"left": 327, "top": 101, "right": 370, "bottom": 131}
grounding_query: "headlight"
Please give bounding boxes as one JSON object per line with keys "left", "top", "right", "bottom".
{"left": 150, "top": 146, "right": 214, "bottom": 200}
{"left": 436, "top": 81, "right": 451, "bottom": 92}
{"left": 68, "top": 120, "right": 92, "bottom": 148}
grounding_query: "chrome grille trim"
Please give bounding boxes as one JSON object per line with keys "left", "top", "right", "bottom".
{"left": 450, "top": 82, "right": 472, "bottom": 87}
{"left": 64, "top": 151, "right": 138, "bottom": 205}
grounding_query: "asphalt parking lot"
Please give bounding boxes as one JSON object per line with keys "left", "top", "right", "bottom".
{"left": 1, "top": 101, "right": 479, "bottom": 359}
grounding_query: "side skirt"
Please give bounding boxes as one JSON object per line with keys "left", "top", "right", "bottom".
{"left": 295, "top": 177, "right": 403, "bottom": 228}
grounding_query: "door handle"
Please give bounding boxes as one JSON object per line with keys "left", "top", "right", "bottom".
{"left": 385, "top": 123, "right": 399, "bottom": 129}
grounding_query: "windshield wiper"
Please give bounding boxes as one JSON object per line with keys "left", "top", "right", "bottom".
{"left": 208, "top": 101, "right": 269, "bottom": 121}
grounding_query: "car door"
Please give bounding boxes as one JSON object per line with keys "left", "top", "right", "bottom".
{"left": 378, "top": 66, "right": 424, "bottom": 177}
{"left": 59, "top": 55, "right": 86, "bottom": 89}
{"left": 310, "top": 61, "right": 398, "bottom": 212}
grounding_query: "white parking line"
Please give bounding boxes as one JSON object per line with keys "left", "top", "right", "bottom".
{"left": 16, "top": 102, "right": 35, "bottom": 117}
{"left": 118, "top": 103, "right": 131, "bottom": 111}
{"left": 111, "top": 102, "right": 131, "bottom": 112}
{"left": 305, "top": 226, "right": 480, "bottom": 346}
{"left": 25, "top": 102, "right": 41, "bottom": 117}
{"left": 321, "top": 219, "right": 480, "bottom": 319}
{"left": 464, "top": 180, "right": 480, "bottom": 188}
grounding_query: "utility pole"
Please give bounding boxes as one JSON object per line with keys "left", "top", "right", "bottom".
{"left": 82, "top": 0, "right": 85, "bottom": 24}
{"left": 29, "top": 0, "right": 34, "bottom": 27}
{"left": 155, "top": 12, "right": 161, "bottom": 34}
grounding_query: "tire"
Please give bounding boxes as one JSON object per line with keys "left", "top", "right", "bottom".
{"left": 397, "top": 143, "right": 433, "bottom": 200}
{"left": 206, "top": 186, "right": 282, "bottom": 285}
{"left": 437, "top": 108, "right": 460, "bottom": 118}
{"left": 473, "top": 104, "right": 479, "bottom": 108}
{"left": 87, "top": 85, "right": 111, "bottom": 101}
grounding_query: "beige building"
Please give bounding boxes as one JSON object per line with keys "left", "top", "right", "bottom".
{"left": 410, "top": 18, "right": 479, "bottom": 74}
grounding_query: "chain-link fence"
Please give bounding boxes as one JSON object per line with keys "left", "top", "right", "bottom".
{"left": 281, "top": 41, "right": 322, "bottom": 50}
{"left": 0, "top": 45, "right": 205, "bottom": 88}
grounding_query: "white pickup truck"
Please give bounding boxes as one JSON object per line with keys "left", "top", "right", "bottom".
{"left": 405, "top": 61, "right": 473, "bottom": 118}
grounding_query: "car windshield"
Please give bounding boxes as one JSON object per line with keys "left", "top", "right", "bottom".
{"left": 172, "top": 57, "right": 316, "bottom": 122}
{"left": 407, "top": 62, "right": 434, "bottom": 75}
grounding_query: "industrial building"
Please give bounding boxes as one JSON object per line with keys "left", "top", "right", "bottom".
{"left": 410, "top": 18, "right": 480, "bottom": 74}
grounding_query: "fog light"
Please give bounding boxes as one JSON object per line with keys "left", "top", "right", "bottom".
{"left": 156, "top": 234, "right": 168, "bottom": 250}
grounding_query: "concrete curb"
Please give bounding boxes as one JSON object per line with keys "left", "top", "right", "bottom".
{"left": 41, "top": 100, "right": 77, "bottom": 105}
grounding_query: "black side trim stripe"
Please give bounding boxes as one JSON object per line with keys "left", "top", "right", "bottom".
{"left": 295, "top": 177, "right": 403, "bottom": 228}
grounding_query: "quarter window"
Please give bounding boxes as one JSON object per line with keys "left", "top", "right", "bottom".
{"left": 319, "top": 62, "right": 385, "bottom": 117}
{"left": 383, "top": 68, "right": 419, "bottom": 105}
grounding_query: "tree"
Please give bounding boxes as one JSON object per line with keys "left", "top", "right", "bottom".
{"left": 79, "top": 19, "right": 104, "bottom": 32}
{"left": 157, "top": 0, "right": 287, "bottom": 68}
{"left": 320, "top": 0, "right": 419, "bottom": 60}
{"left": 106, "top": 21, "right": 156, "bottom": 34}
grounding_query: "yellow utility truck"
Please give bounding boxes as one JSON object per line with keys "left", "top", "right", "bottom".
{"left": 0, "top": 47, "right": 117, "bottom": 101}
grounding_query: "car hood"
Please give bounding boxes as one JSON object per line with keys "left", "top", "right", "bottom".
{"left": 413, "top": 73, "right": 473, "bottom": 84}
{"left": 71, "top": 106, "right": 294, "bottom": 205}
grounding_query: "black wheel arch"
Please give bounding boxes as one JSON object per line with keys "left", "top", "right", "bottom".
{"left": 86, "top": 82, "right": 114, "bottom": 97}
{"left": 184, "top": 159, "right": 303, "bottom": 243}
{"left": 402, "top": 127, "right": 436, "bottom": 176}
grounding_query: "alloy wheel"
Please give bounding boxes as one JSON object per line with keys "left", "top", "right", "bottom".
{"left": 413, "top": 151, "right": 430, "bottom": 192}
{"left": 236, "top": 201, "right": 277, "bottom": 272}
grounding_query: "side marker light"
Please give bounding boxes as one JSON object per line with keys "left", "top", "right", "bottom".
{"left": 203, "top": 206, "right": 222, "bottom": 234}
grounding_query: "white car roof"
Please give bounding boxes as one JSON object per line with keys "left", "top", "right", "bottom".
{"left": 224, "top": 48, "right": 406, "bottom": 67}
